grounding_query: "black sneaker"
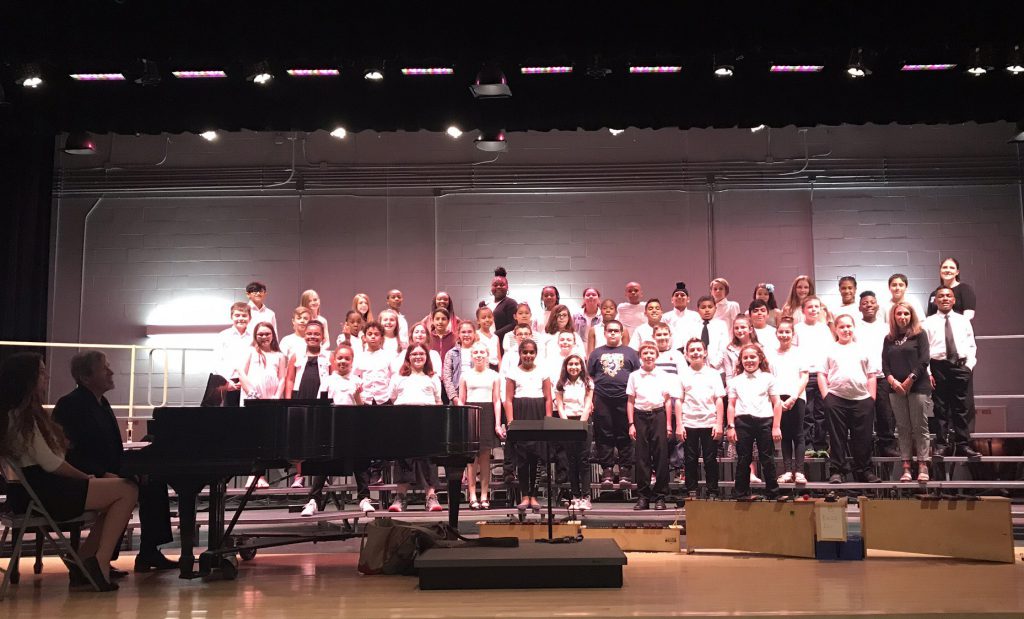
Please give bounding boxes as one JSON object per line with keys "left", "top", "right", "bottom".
{"left": 861, "top": 472, "right": 882, "bottom": 483}
{"left": 829, "top": 473, "right": 844, "bottom": 484}
{"left": 633, "top": 497, "right": 650, "bottom": 510}
{"left": 654, "top": 498, "right": 667, "bottom": 510}
{"left": 958, "top": 445, "right": 982, "bottom": 461}
{"left": 618, "top": 477, "right": 633, "bottom": 489}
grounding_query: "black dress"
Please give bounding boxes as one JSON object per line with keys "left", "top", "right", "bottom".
{"left": 8, "top": 464, "right": 89, "bottom": 521}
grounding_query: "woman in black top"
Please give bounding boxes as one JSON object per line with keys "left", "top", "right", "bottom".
{"left": 881, "top": 302, "right": 932, "bottom": 482}
{"left": 926, "top": 257, "right": 976, "bottom": 320}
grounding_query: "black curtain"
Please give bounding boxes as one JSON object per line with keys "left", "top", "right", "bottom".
{"left": 0, "top": 131, "right": 54, "bottom": 350}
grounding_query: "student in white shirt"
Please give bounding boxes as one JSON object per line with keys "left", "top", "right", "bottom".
{"left": 654, "top": 323, "right": 687, "bottom": 480}
{"left": 748, "top": 299, "right": 779, "bottom": 351}
{"left": 543, "top": 303, "right": 586, "bottom": 359}
{"left": 458, "top": 342, "right": 503, "bottom": 510}
{"left": 337, "top": 310, "right": 364, "bottom": 350}
{"left": 213, "top": 301, "right": 253, "bottom": 406}
{"left": 781, "top": 275, "right": 816, "bottom": 325}
{"left": 554, "top": 354, "right": 594, "bottom": 510}
{"left": 726, "top": 344, "right": 782, "bottom": 499}
{"left": 533, "top": 286, "right": 561, "bottom": 335}
{"left": 497, "top": 322, "right": 534, "bottom": 482}
{"left": 392, "top": 323, "right": 442, "bottom": 376}
{"left": 721, "top": 315, "right": 761, "bottom": 382}
{"left": 692, "top": 296, "right": 729, "bottom": 371}
{"left": 794, "top": 295, "right": 833, "bottom": 457}
{"left": 710, "top": 277, "right": 741, "bottom": 329}
{"left": 572, "top": 287, "right": 602, "bottom": 344}
{"left": 245, "top": 281, "right": 277, "bottom": 335}
{"left": 501, "top": 303, "right": 535, "bottom": 356}
{"left": 626, "top": 341, "right": 676, "bottom": 510}
{"left": 628, "top": 298, "right": 664, "bottom": 351}
{"left": 881, "top": 273, "right": 926, "bottom": 325}
{"left": 280, "top": 306, "right": 312, "bottom": 363}
{"left": 665, "top": 282, "right": 702, "bottom": 349}
{"left": 677, "top": 338, "right": 725, "bottom": 497}
{"left": 857, "top": 291, "right": 899, "bottom": 458}
{"left": 834, "top": 275, "right": 859, "bottom": 319}
{"left": 387, "top": 345, "right": 444, "bottom": 513}
{"left": 384, "top": 289, "right": 410, "bottom": 349}
{"left": 239, "top": 322, "right": 287, "bottom": 401}
{"left": 818, "top": 315, "right": 880, "bottom": 484}
{"left": 752, "top": 282, "right": 782, "bottom": 327}
{"left": 616, "top": 281, "right": 646, "bottom": 332}
{"left": 354, "top": 322, "right": 395, "bottom": 405}
{"left": 443, "top": 322, "right": 478, "bottom": 404}
{"left": 300, "top": 289, "right": 329, "bottom": 348}
{"left": 770, "top": 318, "right": 809, "bottom": 484}
{"left": 376, "top": 309, "right": 404, "bottom": 357}
{"left": 922, "top": 286, "right": 979, "bottom": 458}
{"left": 547, "top": 331, "right": 578, "bottom": 386}
{"left": 588, "top": 298, "right": 631, "bottom": 356}
{"left": 475, "top": 305, "right": 502, "bottom": 369}
{"left": 504, "top": 339, "right": 552, "bottom": 512}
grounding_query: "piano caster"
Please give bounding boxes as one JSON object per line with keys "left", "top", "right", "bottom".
{"left": 199, "top": 551, "right": 238, "bottom": 581}
{"left": 239, "top": 547, "right": 258, "bottom": 561}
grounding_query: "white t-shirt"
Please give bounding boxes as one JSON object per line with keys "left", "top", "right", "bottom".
{"left": 667, "top": 309, "right": 703, "bottom": 350}
{"left": 355, "top": 348, "right": 395, "bottom": 404}
{"left": 753, "top": 326, "right": 779, "bottom": 351}
{"left": 280, "top": 333, "right": 307, "bottom": 362}
{"left": 714, "top": 299, "right": 742, "bottom": 329}
{"left": 462, "top": 367, "right": 500, "bottom": 403}
{"left": 616, "top": 302, "right": 646, "bottom": 332}
{"left": 247, "top": 302, "right": 278, "bottom": 335}
{"left": 655, "top": 349, "right": 687, "bottom": 376}
{"left": 728, "top": 370, "right": 778, "bottom": 419}
{"left": 822, "top": 342, "right": 874, "bottom": 401}
{"left": 679, "top": 365, "right": 726, "bottom": 428}
{"left": 215, "top": 327, "right": 252, "bottom": 380}
{"left": 325, "top": 372, "right": 362, "bottom": 405}
{"left": 626, "top": 367, "right": 678, "bottom": 410}
{"left": 390, "top": 373, "right": 442, "bottom": 405}
{"left": 557, "top": 378, "right": 593, "bottom": 418}
{"left": 628, "top": 323, "right": 660, "bottom": 351}
{"left": 505, "top": 365, "right": 548, "bottom": 399}
{"left": 544, "top": 331, "right": 586, "bottom": 360}
{"left": 793, "top": 321, "right": 833, "bottom": 373}
{"left": 390, "top": 349, "right": 442, "bottom": 377}
{"left": 855, "top": 319, "right": 887, "bottom": 375}
{"left": 769, "top": 346, "right": 808, "bottom": 400}
{"left": 477, "top": 330, "right": 501, "bottom": 366}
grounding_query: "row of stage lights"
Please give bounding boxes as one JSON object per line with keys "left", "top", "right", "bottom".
{"left": 13, "top": 46, "right": 1024, "bottom": 89}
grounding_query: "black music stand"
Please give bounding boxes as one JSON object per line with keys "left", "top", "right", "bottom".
{"left": 506, "top": 417, "right": 587, "bottom": 543}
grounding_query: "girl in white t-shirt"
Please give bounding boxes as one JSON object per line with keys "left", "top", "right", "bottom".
{"left": 794, "top": 295, "right": 833, "bottom": 457}
{"left": 587, "top": 298, "right": 630, "bottom": 356}
{"left": 392, "top": 323, "right": 442, "bottom": 376}
{"left": 458, "top": 341, "right": 503, "bottom": 509}
{"left": 377, "top": 309, "right": 403, "bottom": 356}
{"left": 504, "top": 339, "right": 552, "bottom": 512}
{"left": 772, "top": 318, "right": 809, "bottom": 484}
{"left": 543, "top": 304, "right": 585, "bottom": 359}
{"left": 387, "top": 345, "right": 444, "bottom": 512}
{"left": 555, "top": 354, "right": 594, "bottom": 510}
{"left": 475, "top": 305, "right": 502, "bottom": 369}
{"left": 727, "top": 344, "right": 782, "bottom": 499}
{"left": 300, "top": 289, "right": 329, "bottom": 347}
{"left": 443, "top": 321, "right": 478, "bottom": 404}
{"left": 337, "top": 310, "right": 364, "bottom": 349}
{"left": 239, "top": 322, "right": 287, "bottom": 401}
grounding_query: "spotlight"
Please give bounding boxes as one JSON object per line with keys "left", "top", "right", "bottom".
{"left": 330, "top": 127, "right": 347, "bottom": 139}
{"left": 200, "top": 130, "right": 218, "bottom": 141}
{"left": 63, "top": 132, "right": 96, "bottom": 155}
{"left": 475, "top": 129, "right": 507, "bottom": 152}
{"left": 1007, "top": 46, "right": 1024, "bottom": 74}
{"left": 967, "top": 48, "right": 989, "bottom": 76}
{"left": 19, "top": 65, "right": 43, "bottom": 88}
{"left": 248, "top": 61, "right": 274, "bottom": 85}
{"left": 608, "top": 128, "right": 625, "bottom": 136}
{"left": 714, "top": 65, "right": 734, "bottom": 77}
{"left": 846, "top": 48, "right": 871, "bottom": 78}
{"left": 135, "top": 59, "right": 161, "bottom": 86}
{"left": 364, "top": 69, "right": 384, "bottom": 81}
{"left": 446, "top": 126, "right": 463, "bottom": 138}
{"left": 750, "top": 124, "right": 766, "bottom": 133}
{"left": 470, "top": 64, "right": 510, "bottom": 98}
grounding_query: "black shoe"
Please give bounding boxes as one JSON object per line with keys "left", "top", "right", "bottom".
{"left": 879, "top": 446, "right": 901, "bottom": 458}
{"left": 62, "top": 557, "right": 88, "bottom": 589}
{"left": 80, "top": 557, "right": 118, "bottom": 592}
{"left": 829, "top": 473, "right": 844, "bottom": 484}
{"left": 958, "top": 445, "right": 982, "bottom": 460}
{"left": 618, "top": 477, "right": 633, "bottom": 489}
{"left": 733, "top": 493, "right": 753, "bottom": 501}
{"left": 109, "top": 567, "right": 129, "bottom": 579}
{"left": 861, "top": 472, "right": 882, "bottom": 483}
{"left": 600, "top": 468, "right": 614, "bottom": 489}
{"left": 134, "top": 550, "right": 178, "bottom": 572}
{"left": 633, "top": 497, "right": 650, "bottom": 510}
{"left": 654, "top": 498, "right": 667, "bottom": 510}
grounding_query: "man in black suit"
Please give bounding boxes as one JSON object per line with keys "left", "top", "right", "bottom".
{"left": 53, "top": 351, "right": 176, "bottom": 572}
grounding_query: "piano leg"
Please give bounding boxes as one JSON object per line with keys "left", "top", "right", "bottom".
{"left": 172, "top": 483, "right": 201, "bottom": 579}
{"left": 444, "top": 464, "right": 466, "bottom": 530}
{"left": 198, "top": 478, "right": 238, "bottom": 581}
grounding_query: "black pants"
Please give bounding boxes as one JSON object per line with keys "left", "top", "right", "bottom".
{"left": 593, "top": 393, "right": 633, "bottom": 477}
{"left": 930, "top": 359, "right": 973, "bottom": 447}
{"left": 734, "top": 416, "right": 778, "bottom": 496}
{"left": 804, "top": 374, "right": 827, "bottom": 451}
{"left": 668, "top": 404, "right": 685, "bottom": 472}
{"left": 683, "top": 427, "right": 719, "bottom": 494}
{"left": 825, "top": 394, "right": 874, "bottom": 479}
{"left": 779, "top": 396, "right": 806, "bottom": 472}
{"left": 634, "top": 408, "right": 669, "bottom": 500}
{"left": 137, "top": 478, "right": 173, "bottom": 552}
{"left": 562, "top": 420, "right": 592, "bottom": 498}
{"left": 873, "top": 380, "right": 898, "bottom": 454}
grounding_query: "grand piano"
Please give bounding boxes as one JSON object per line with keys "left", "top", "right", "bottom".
{"left": 122, "top": 401, "right": 480, "bottom": 579}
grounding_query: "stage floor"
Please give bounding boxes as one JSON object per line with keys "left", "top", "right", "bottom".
{"left": 3, "top": 545, "right": 1023, "bottom": 618}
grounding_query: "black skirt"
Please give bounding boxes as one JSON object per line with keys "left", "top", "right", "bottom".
{"left": 511, "top": 397, "right": 547, "bottom": 460}
{"left": 7, "top": 465, "right": 89, "bottom": 521}
{"left": 468, "top": 401, "right": 498, "bottom": 449}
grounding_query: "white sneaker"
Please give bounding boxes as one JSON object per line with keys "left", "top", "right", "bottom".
{"left": 291, "top": 476, "right": 305, "bottom": 488}
{"left": 256, "top": 477, "right": 270, "bottom": 488}
{"left": 579, "top": 497, "right": 592, "bottom": 511}
{"left": 777, "top": 472, "right": 794, "bottom": 483}
{"left": 794, "top": 472, "right": 808, "bottom": 484}
{"left": 300, "top": 499, "right": 318, "bottom": 517}
{"left": 358, "top": 497, "right": 375, "bottom": 513}
{"left": 569, "top": 498, "right": 581, "bottom": 510}
{"left": 750, "top": 474, "right": 763, "bottom": 484}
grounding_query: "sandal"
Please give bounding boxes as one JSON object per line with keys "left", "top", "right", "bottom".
{"left": 917, "top": 471, "right": 930, "bottom": 482}
{"left": 899, "top": 471, "right": 913, "bottom": 482}
{"left": 480, "top": 498, "right": 490, "bottom": 509}
{"left": 469, "top": 499, "right": 481, "bottom": 510}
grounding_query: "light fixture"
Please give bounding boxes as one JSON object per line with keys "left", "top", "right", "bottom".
{"left": 769, "top": 65, "right": 824, "bottom": 73}
{"left": 200, "top": 130, "right": 218, "bottom": 141}
{"left": 172, "top": 70, "right": 227, "bottom": 79}
{"left": 1007, "top": 46, "right": 1024, "bottom": 74}
{"left": 18, "top": 65, "right": 43, "bottom": 88}
{"left": 470, "top": 64, "right": 511, "bottom": 98}
{"left": 900, "top": 64, "right": 956, "bottom": 72}
{"left": 248, "top": 61, "right": 273, "bottom": 85}
{"left": 714, "top": 65, "right": 734, "bottom": 77}
{"left": 135, "top": 59, "right": 161, "bottom": 86}
{"left": 520, "top": 66, "right": 572, "bottom": 74}
{"left": 70, "top": 73, "right": 126, "bottom": 81}
{"left": 401, "top": 67, "right": 454, "bottom": 76}
{"left": 608, "top": 128, "right": 625, "bottom": 136}
{"left": 286, "top": 69, "right": 339, "bottom": 77}
{"left": 846, "top": 48, "right": 871, "bottom": 78}
{"left": 966, "top": 47, "right": 989, "bottom": 76}
{"left": 63, "top": 132, "right": 96, "bottom": 155}
{"left": 475, "top": 129, "right": 507, "bottom": 152}
{"left": 446, "top": 126, "right": 463, "bottom": 139}
{"left": 628, "top": 65, "right": 681, "bottom": 74}
{"left": 330, "top": 127, "right": 347, "bottom": 139}
{"left": 750, "top": 124, "right": 766, "bottom": 133}
{"left": 363, "top": 69, "right": 384, "bottom": 81}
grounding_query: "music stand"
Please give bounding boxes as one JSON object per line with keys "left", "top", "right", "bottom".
{"left": 506, "top": 417, "right": 587, "bottom": 543}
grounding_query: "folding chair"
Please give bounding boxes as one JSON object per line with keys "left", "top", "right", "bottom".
{"left": 0, "top": 459, "right": 99, "bottom": 599}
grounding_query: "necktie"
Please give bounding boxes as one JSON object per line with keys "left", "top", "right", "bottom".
{"left": 701, "top": 320, "right": 710, "bottom": 348}
{"left": 944, "top": 314, "right": 958, "bottom": 361}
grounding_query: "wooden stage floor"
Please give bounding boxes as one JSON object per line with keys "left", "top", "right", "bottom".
{"left": 3, "top": 545, "right": 1023, "bottom": 618}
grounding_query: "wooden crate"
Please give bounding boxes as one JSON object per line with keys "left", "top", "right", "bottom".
{"left": 581, "top": 525, "right": 683, "bottom": 552}
{"left": 477, "top": 521, "right": 582, "bottom": 541}
{"left": 685, "top": 499, "right": 818, "bottom": 558}
{"left": 860, "top": 497, "right": 1015, "bottom": 563}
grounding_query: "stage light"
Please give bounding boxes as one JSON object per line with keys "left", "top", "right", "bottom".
{"left": 18, "top": 64, "right": 43, "bottom": 88}
{"left": 520, "top": 66, "right": 572, "bottom": 74}
{"left": 770, "top": 65, "right": 823, "bottom": 73}
{"left": 364, "top": 69, "right": 384, "bottom": 81}
{"left": 714, "top": 65, "right": 734, "bottom": 77}
{"left": 846, "top": 48, "right": 871, "bottom": 78}
{"left": 401, "top": 67, "right": 454, "bottom": 76}
{"left": 172, "top": 70, "right": 227, "bottom": 79}
{"left": 900, "top": 64, "right": 956, "bottom": 72}
{"left": 1007, "top": 46, "right": 1024, "bottom": 74}
{"left": 446, "top": 126, "right": 463, "bottom": 138}
{"left": 330, "top": 127, "right": 347, "bottom": 139}
{"left": 470, "top": 64, "right": 511, "bottom": 98}
{"left": 63, "top": 131, "right": 96, "bottom": 155}
{"left": 751, "top": 124, "right": 766, "bottom": 133}
{"left": 287, "top": 69, "right": 339, "bottom": 77}
{"left": 628, "top": 65, "right": 681, "bottom": 74}
{"left": 248, "top": 61, "right": 274, "bottom": 85}
{"left": 966, "top": 48, "right": 989, "bottom": 76}
{"left": 608, "top": 128, "right": 625, "bottom": 136}
{"left": 475, "top": 129, "right": 507, "bottom": 152}
{"left": 70, "top": 73, "right": 125, "bottom": 81}
{"left": 200, "top": 130, "right": 218, "bottom": 141}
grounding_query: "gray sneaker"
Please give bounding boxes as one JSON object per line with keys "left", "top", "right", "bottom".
{"left": 425, "top": 495, "right": 443, "bottom": 512}
{"left": 388, "top": 496, "right": 406, "bottom": 512}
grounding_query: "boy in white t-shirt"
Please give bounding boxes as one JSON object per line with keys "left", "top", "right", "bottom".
{"left": 677, "top": 338, "right": 725, "bottom": 497}
{"left": 616, "top": 281, "right": 646, "bottom": 332}
{"left": 245, "top": 281, "right": 277, "bottom": 335}
{"left": 280, "top": 306, "right": 312, "bottom": 363}
{"left": 211, "top": 301, "right": 252, "bottom": 406}
{"left": 626, "top": 341, "right": 677, "bottom": 510}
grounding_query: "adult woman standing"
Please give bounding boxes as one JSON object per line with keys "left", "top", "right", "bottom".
{"left": 0, "top": 353, "right": 138, "bottom": 590}
{"left": 926, "top": 257, "right": 976, "bottom": 320}
{"left": 882, "top": 302, "right": 932, "bottom": 482}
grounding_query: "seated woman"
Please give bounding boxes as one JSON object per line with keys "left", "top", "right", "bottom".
{"left": 0, "top": 353, "right": 138, "bottom": 591}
